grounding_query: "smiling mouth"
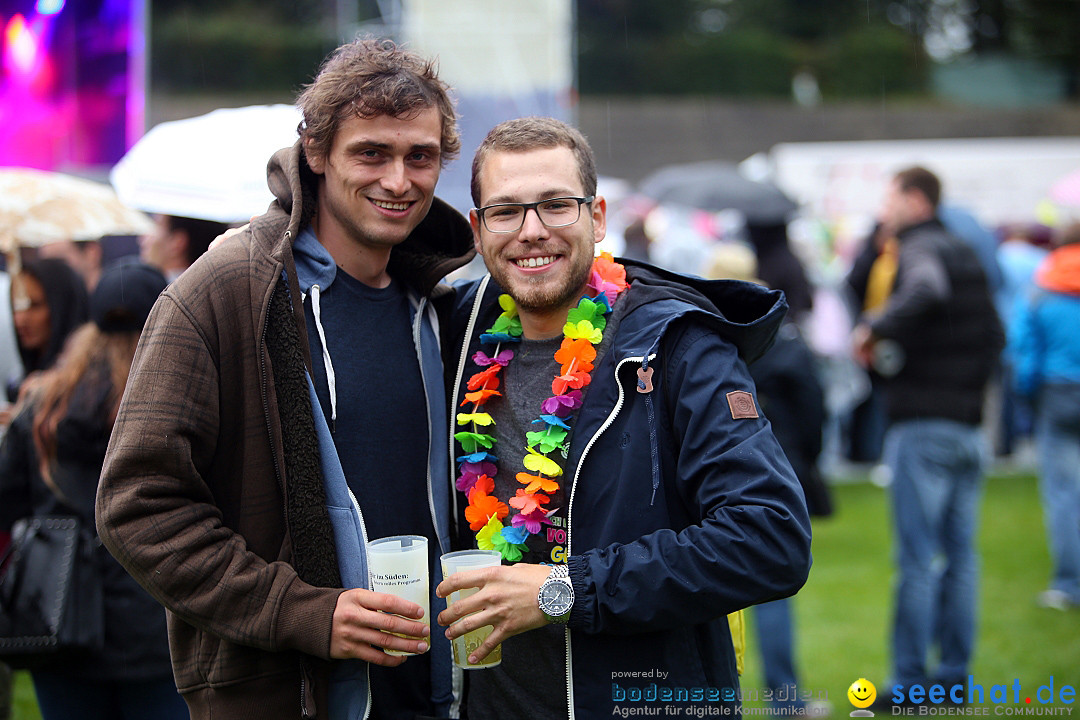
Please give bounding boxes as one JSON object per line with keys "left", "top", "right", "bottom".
{"left": 514, "top": 255, "right": 558, "bottom": 269}
{"left": 371, "top": 199, "right": 412, "bottom": 211}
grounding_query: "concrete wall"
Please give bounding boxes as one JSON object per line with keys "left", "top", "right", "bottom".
{"left": 150, "top": 92, "right": 1080, "bottom": 185}
{"left": 576, "top": 97, "right": 1080, "bottom": 183}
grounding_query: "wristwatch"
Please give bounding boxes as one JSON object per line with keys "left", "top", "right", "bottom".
{"left": 537, "top": 564, "right": 574, "bottom": 624}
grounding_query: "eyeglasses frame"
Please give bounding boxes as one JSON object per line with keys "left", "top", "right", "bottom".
{"left": 475, "top": 195, "right": 596, "bottom": 234}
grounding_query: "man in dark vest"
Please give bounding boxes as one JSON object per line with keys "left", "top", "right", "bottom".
{"left": 853, "top": 166, "right": 1004, "bottom": 705}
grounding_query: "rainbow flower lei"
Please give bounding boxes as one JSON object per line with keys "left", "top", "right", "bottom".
{"left": 455, "top": 253, "right": 629, "bottom": 561}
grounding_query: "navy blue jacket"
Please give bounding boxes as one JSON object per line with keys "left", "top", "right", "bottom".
{"left": 447, "top": 259, "right": 812, "bottom": 717}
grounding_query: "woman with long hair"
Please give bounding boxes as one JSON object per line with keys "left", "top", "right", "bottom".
{"left": 3, "top": 257, "right": 89, "bottom": 438}
{"left": 7, "top": 257, "right": 89, "bottom": 398}
{"left": 0, "top": 262, "right": 185, "bottom": 720}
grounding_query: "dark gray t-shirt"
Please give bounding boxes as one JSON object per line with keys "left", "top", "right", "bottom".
{"left": 468, "top": 334, "right": 568, "bottom": 720}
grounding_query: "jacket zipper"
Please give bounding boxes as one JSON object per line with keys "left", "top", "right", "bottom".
{"left": 563, "top": 354, "right": 649, "bottom": 719}
{"left": 259, "top": 265, "right": 310, "bottom": 719}
{"left": 301, "top": 662, "right": 316, "bottom": 718}
{"left": 565, "top": 354, "right": 652, "bottom": 556}
{"left": 260, "top": 237, "right": 341, "bottom": 720}
{"left": 260, "top": 289, "right": 287, "bottom": 531}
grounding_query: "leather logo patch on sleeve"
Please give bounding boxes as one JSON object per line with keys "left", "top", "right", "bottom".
{"left": 727, "top": 391, "right": 759, "bottom": 419}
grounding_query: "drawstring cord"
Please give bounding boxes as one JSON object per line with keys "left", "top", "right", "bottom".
{"left": 307, "top": 285, "right": 337, "bottom": 430}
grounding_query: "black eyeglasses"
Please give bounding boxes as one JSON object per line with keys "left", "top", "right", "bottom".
{"left": 476, "top": 196, "right": 594, "bottom": 234}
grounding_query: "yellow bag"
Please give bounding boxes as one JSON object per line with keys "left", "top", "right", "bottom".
{"left": 727, "top": 610, "right": 745, "bottom": 675}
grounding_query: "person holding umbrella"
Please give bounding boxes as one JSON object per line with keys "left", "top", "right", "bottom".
{"left": 35, "top": 239, "right": 105, "bottom": 292}
{"left": 0, "top": 166, "right": 151, "bottom": 720}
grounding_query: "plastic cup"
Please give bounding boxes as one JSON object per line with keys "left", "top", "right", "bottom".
{"left": 440, "top": 549, "right": 503, "bottom": 669}
{"left": 367, "top": 535, "right": 429, "bottom": 656}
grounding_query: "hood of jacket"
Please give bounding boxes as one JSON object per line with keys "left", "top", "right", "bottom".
{"left": 266, "top": 140, "right": 475, "bottom": 296}
{"left": 1036, "top": 242, "right": 1080, "bottom": 296}
{"left": 612, "top": 257, "right": 787, "bottom": 365}
{"left": 450, "top": 257, "right": 787, "bottom": 377}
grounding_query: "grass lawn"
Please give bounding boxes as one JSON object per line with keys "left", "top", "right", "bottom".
{"left": 10, "top": 469, "right": 1078, "bottom": 718}
{"left": 739, "top": 468, "right": 1080, "bottom": 714}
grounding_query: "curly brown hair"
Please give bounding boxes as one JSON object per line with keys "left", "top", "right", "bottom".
{"left": 297, "top": 35, "right": 460, "bottom": 167}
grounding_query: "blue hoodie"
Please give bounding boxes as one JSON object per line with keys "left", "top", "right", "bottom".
{"left": 292, "top": 227, "right": 456, "bottom": 720}
{"left": 1010, "top": 242, "right": 1080, "bottom": 397}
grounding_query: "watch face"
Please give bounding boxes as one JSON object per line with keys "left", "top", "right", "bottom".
{"left": 541, "top": 581, "right": 573, "bottom": 615}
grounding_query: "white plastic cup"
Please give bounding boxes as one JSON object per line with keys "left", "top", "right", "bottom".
{"left": 440, "top": 549, "right": 503, "bottom": 669}
{"left": 367, "top": 535, "right": 429, "bottom": 656}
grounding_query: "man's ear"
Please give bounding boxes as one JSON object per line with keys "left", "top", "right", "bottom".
{"left": 591, "top": 195, "right": 608, "bottom": 247}
{"left": 469, "top": 208, "right": 483, "bottom": 255}
{"left": 304, "top": 138, "right": 325, "bottom": 175}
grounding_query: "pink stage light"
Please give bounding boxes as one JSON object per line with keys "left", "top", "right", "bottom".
{"left": 4, "top": 14, "right": 39, "bottom": 77}
{"left": 2, "top": 0, "right": 141, "bottom": 169}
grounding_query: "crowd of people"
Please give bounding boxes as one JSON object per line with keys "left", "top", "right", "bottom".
{"left": 1, "top": 33, "right": 1077, "bottom": 720}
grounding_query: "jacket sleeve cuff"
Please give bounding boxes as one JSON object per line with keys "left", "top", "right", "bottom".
{"left": 276, "top": 578, "right": 345, "bottom": 659}
{"left": 566, "top": 555, "right": 594, "bottom": 631}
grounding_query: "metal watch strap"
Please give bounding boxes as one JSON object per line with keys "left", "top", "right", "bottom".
{"left": 539, "top": 564, "right": 573, "bottom": 624}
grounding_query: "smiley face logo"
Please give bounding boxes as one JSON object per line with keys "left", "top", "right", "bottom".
{"left": 848, "top": 678, "right": 877, "bottom": 709}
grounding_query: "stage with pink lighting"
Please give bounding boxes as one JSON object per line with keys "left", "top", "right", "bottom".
{"left": 1, "top": 0, "right": 144, "bottom": 172}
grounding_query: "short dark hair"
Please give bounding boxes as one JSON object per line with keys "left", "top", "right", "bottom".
{"left": 297, "top": 35, "right": 459, "bottom": 167}
{"left": 471, "top": 117, "right": 597, "bottom": 207}
{"left": 894, "top": 166, "right": 941, "bottom": 209}
{"left": 167, "top": 215, "right": 230, "bottom": 266}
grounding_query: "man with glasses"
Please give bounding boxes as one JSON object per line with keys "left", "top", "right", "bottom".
{"left": 435, "top": 117, "right": 812, "bottom": 718}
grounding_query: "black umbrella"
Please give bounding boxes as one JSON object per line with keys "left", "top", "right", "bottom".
{"left": 637, "top": 161, "right": 798, "bottom": 226}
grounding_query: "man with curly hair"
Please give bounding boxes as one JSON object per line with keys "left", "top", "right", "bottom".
{"left": 97, "top": 36, "right": 474, "bottom": 720}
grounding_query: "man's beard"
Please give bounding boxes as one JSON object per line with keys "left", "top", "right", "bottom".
{"left": 491, "top": 252, "right": 593, "bottom": 314}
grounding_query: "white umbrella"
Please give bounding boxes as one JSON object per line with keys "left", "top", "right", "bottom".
{"left": 0, "top": 166, "right": 155, "bottom": 298}
{"left": 110, "top": 104, "right": 303, "bottom": 224}
{"left": 0, "top": 167, "right": 153, "bottom": 254}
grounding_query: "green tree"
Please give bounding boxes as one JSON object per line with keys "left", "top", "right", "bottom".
{"left": 577, "top": 0, "right": 927, "bottom": 98}
{"left": 1009, "top": 0, "right": 1080, "bottom": 98}
{"left": 881, "top": 0, "right": 1079, "bottom": 99}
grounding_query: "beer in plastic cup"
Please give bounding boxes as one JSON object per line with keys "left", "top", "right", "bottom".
{"left": 440, "top": 549, "right": 503, "bottom": 669}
